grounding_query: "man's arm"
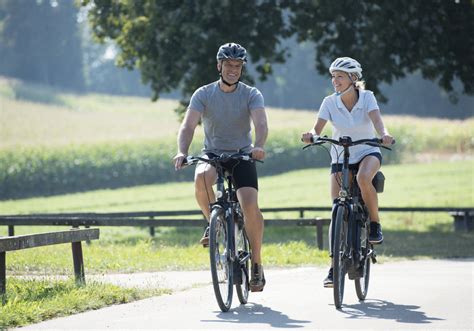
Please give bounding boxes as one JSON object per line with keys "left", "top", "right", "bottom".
{"left": 173, "top": 109, "right": 201, "bottom": 169}
{"left": 250, "top": 108, "right": 268, "bottom": 160}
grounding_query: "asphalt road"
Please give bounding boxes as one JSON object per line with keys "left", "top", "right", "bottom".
{"left": 21, "top": 259, "right": 473, "bottom": 330}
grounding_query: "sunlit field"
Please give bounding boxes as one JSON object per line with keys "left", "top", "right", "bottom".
{"left": 1, "top": 77, "right": 472, "bottom": 154}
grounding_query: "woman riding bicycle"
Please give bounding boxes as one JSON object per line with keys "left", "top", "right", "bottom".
{"left": 301, "top": 57, "right": 394, "bottom": 288}
{"left": 173, "top": 43, "right": 268, "bottom": 292}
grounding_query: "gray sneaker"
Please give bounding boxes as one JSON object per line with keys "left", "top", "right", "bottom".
{"left": 250, "top": 263, "right": 266, "bottom": 292}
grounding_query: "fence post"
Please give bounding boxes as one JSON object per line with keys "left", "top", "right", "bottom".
{"left": 0, "top": 251, "right": 5, "bottom": 299}
{"left": 316, "top": 219, "right": 323, "bottom": 250}
{"left": 149, "top": 216, "right": 155, "bottom": 236}
{"left": 71, "top": 242, "right": 85, "bottom": 285}
{"left": 8, "top": 226, "right": 14, "bottom": 236}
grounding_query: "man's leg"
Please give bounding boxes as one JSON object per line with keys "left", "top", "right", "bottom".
{"left": 237, "top": 187, "right": 264, "bottom": 264}
{"left": 194, "top": 163, "right": 217, "bottom": 245}
{"left": 237, "top": 187, "right": 265, "bottom": 291}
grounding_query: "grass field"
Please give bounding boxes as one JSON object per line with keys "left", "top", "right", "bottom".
{"left": 1, "top": 77, "right": 472, "bottom": 327}
{"left": 1, "top": 160, "right": 472, "bottom": 272}
{"left": 1, "top": 76, "right": 472, "bottom": 154}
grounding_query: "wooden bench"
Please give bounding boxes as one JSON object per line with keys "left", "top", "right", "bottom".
{"left": 0, "top": 228, "right": 100, "bottom": 297}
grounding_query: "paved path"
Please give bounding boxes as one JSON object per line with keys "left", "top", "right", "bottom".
{"left": 21, "top": 259, "right": 473, "bottom": 330}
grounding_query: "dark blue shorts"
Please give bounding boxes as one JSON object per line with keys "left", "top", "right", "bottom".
{"left": 330, "top": 152, "right": 382, "bottom": 174}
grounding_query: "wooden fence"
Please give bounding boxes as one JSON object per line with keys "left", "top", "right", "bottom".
{"left": 0, "top": 228, "right": 100, "bottom": 299}
{"left": 0, "top": 206, "right": 472, "bottom": 250}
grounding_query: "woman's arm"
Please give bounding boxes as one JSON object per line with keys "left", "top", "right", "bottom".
{"left": 368, "top": 109, "right": 394, "bottom": 145}
{"left": 301, "top": 118, "right": 327, "bottom": 143}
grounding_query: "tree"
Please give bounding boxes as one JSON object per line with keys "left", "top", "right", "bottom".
{"left": 82, "top": 0, "right": 289, "bottom": 115}
{"left": 288, "top": 0, "right": 473, "bottom": 102}
{"left": 82, "top": 0, "right": 473, "bottom": 111}
{"left": 0, "top": 0, "right": 85, "bottom": 91}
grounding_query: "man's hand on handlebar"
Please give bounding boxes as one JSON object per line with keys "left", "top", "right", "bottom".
{"left": 173, "top": 152, "right": 187, "bottom": 170}
{"left": 251, "top": 146, "right": 266, "bottom": 161}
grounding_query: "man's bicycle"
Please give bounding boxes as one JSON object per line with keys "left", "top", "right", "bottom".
{"left": 184, "top": 153, "right": 259, "bottom": 312}
{"left": 303, "top": 135, "right": 393, "bottom": 309}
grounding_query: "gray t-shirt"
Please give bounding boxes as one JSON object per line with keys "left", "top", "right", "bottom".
{"left": 189, "top": 81, "right": 265, "bottom": 153}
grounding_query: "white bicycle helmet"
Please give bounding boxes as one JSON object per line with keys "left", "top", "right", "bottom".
{"left": 329, "top": 57, "right": 363, "bottom": 80}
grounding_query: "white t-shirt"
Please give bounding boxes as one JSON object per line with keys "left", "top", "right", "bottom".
{"left": 318, "top": 89, "right": 381, "bottom": 164}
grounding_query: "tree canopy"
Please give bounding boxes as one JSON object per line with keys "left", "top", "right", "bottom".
{"left": 288, "top": 0, "right": 473, "bottom": 102}
{"left": 82, "top": 0, "right": 288, "bottom": 115}
{"left": 82, "top": 0, "right": 472, "bottom": 110}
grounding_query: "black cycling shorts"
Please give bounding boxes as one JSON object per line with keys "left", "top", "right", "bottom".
{"left": 205, "top": 153, "right": 259, "bottom": 190}
{"left": 330, "top": 152, "right": 382, "bottom": 174}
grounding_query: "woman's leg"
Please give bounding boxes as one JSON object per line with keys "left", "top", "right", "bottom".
{"left": 357, "top": 156, "right": 381, "bottom": 222}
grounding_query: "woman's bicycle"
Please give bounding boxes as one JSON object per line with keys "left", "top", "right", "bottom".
{"left": 303, "top": 135, "right": 393, "bottom": 309}
{"left": 184, "top": 152, "right": 259, "bottom": 312}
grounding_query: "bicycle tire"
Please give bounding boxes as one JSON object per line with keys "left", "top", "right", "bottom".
{"left": 333, "top": 206, "right": 348, "bottom": 309}
{"left": 209, "top": 207, "right": 233, "bottom": 312}
{"left": 235, "top": 226, "right": 250, "bottom": 304}
{"left": 355, "top": 222, "right": 371, "bottom": 300}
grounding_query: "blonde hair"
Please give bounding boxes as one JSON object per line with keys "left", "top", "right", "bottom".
{"left": 355, "top": 80, "right": 366, "bottom": 90}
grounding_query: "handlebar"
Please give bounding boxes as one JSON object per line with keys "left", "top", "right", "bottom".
{"left": 302, "top": 135, "right": 395, "bottom": 150}
{"left": 182, "top": 152, "right": 263, "bottom": 167}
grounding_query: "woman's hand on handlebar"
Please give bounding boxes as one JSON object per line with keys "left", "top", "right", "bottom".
{"left": 301, "top": 132, "right": 317, "bottom": 144}
{"left": 381, "top": 134, "right": 395, "bottom": 146}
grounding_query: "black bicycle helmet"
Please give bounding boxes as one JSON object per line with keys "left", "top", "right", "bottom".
{"left": 216, "top": 43, "right": 247, "bottom": 63}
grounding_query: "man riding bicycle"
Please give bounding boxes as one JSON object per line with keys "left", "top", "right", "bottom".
{"left": 173, "top": 43, "right": 268, "bottom": 292}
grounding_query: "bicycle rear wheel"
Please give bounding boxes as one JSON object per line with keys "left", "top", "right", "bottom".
{"left": 235, "top": 226, "right": 250, "bottom": 304}
{"left": 333, "top": 206, "right": 348, "bottom": 309}
{"left": 209, "top": 207, "right": 233, "bottom": 312}
{"left": 355, "top": 223, "right": 371, "bottom": 300}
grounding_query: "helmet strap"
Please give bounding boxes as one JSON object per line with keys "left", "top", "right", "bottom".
{"left": 335, "top": 84, "right": 354, "bottom": 97}
{"left": 220, "top": 74, "right": 239, "bottom": 86}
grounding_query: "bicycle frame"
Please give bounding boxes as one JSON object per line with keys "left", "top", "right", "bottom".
{"left": 212, "top": 163, "right": 239, "bottom": 263}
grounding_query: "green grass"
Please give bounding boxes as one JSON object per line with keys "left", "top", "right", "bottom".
{"left": 1, "top": 77, "right": 472, "bottom": 327}
{"left": 1, "top": 160, "right": 472, "bottom": 274}
{"left": 0, "top": 278, "right": 170, "bottom": 328}
{"left": 1, "top": 160, "right": 471, "bottom": 214}
{"left": 1, "top": 76, "right": 472, "bottom": 154}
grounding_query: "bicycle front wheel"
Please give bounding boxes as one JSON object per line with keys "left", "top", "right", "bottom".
{"left": 235, "top": 226, "right": 250, "bottom": 304}
{"left": 333, "top": 206, "right": 348, "bottom": 309}
{"left": 209, "top": 207, "right": 233, "bottom": 312}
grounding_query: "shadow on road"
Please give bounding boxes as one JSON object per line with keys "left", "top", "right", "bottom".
{"left": 340, "top": 299, "right": 444, "bottom": 324}
{"left": 202, "top": 303, "right": 311, "bottom": 328}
